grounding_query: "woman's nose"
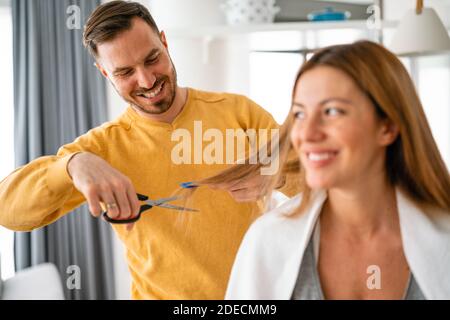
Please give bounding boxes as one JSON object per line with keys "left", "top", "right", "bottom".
{"left": 292, "top": 115, "right": 326, "bottom": 145}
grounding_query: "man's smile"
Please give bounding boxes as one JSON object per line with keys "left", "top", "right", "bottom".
{"left": 135, "top": 80, "right": 165, "bottom": 102}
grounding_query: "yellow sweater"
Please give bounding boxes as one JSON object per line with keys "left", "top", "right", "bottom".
{"left": 0, "top": 88, "right": 280, "bottom": 299}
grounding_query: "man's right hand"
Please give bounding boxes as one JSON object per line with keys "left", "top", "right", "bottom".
{"left": 67, "top": 152, "right": 140, "bottom": 231}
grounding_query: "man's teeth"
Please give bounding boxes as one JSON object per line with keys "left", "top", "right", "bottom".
{"left": 307, "top": 152, "right": 336, "bottom": 161}
{"left": 139, "top": 82, "right": 163, "bottom": 98}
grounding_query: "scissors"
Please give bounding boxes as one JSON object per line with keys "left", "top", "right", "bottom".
{"left": 101, "top": 193, "right": 198, "bottom": 224}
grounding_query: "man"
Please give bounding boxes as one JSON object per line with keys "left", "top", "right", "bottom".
{"left": 0, "top": 1, "right": 292, "bottom": 299}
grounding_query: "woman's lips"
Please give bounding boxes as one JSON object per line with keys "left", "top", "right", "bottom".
{"left": 303, "top": 150, "right": 339, "bottom": 168}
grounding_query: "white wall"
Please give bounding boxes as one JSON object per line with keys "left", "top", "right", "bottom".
{"left": 149, "top": 0, "right": 250, "bottom": 95}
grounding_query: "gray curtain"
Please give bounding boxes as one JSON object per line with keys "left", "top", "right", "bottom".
{"left": 12, "top": 0, "right": 115, "bottom": 300}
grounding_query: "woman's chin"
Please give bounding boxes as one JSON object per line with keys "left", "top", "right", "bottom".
{"left": 306, "top": 174, "right": 333, "bottom": 190}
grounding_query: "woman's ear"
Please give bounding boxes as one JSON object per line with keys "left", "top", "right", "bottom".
{"left": 378, "top": 119, "right": 399, "bottom": 146}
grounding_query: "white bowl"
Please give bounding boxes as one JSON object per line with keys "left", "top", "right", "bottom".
{"left": 221, "top": 0, "right": 280, "bottom": 25}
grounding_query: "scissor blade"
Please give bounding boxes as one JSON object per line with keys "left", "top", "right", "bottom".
{"left": 156, "top": 203, "right": 199, "bottom": 212}
{"left": 146, "top": 196, "right": 182, "bottom": 206}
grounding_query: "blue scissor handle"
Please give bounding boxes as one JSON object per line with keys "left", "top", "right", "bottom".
{"left": 180, "top": 182, "right": 198, "bottom": 189}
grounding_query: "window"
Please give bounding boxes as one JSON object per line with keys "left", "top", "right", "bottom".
{"left": 249, "top": 30, "right": 450, "bottom": 168}
{"left": 249, "top": 28, "right": 377, "bottom": 123}
{"left": 0, "top": 3, "right": 15, "bottom": 281}
{"left": 417, "top": 55, "right": 450, "bottom": 168}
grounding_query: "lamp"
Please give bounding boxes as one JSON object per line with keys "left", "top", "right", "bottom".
{"left": 389, "top": 0, "right": 450, "bottom": 56}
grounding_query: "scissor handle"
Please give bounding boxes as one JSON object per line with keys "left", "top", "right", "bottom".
{"left": 102, "top": 211, "right": 141, "bottom": 224}
{"left": 101, "top": 193, "right": 152, "bottom": 225}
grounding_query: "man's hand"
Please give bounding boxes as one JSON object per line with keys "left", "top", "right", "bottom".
{"left": 210, "top": 174, "right": 285, "bottom": 203}
{"left": 67, "top": 152, "right": 140, "bottom": 231}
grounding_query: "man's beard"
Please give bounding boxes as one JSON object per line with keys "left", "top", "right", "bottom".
{"left": 114, "top": 64, "right": 178, "bottom": 115}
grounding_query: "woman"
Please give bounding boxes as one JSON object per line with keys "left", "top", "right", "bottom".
{"left": 222, "top": 40, "right": 450, "bottom": 300}
{"left": 183, "top": 40, "right": 450, "bottom": 299}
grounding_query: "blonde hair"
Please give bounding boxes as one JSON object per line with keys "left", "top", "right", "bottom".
{"left": 176, "top": 41, "right": 450, "bottom": 214}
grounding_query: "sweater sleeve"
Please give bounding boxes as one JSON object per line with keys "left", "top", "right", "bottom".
{"left": 0, "top": 128, "right": 106, "bottom": 232}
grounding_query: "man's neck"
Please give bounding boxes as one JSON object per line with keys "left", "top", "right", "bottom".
{"left": 134, "top": 86, "right": 188, "bottom": 124}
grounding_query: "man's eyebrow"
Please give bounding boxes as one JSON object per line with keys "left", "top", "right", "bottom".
{"left": 142, "top": 48, "right": 160, "bottom": 62}
{"left": 292, "top": 98, "right": 353, "bottom": 107}
{"left": 113, "top": 49, "right": 160, "bottom": 75}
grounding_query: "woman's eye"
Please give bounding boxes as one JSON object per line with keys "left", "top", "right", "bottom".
{"left": 324, "top": 107, "right": 344, "bottom": 116}
{"left": 293, "top": 111, "right": 306, "bottom": 120}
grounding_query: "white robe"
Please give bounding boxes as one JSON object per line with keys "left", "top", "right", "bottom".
{"left": 225, "top": 189, "right": 450, "bottom": 300}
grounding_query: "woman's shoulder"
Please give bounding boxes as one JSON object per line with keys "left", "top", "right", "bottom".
{"left": 246, "top": 190, "right": 328, "bottom": 246}
{"left": 397, "top": 189, "right": 450, "bottom": 230}
{"left": 246, "top": 193, "right": 303, "bottom": 239}
{"left": 264, "top": 192, "right": 301, "bottom": 216}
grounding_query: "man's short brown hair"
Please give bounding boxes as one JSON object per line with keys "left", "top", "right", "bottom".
{"left": 83, "top": 0, "right": 160, "bottom": 57}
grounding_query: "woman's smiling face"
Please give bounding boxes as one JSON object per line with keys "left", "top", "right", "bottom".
{"left": 290, "top": 66, "right": 397, "bottom": 190}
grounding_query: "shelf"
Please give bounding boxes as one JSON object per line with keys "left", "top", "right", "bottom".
{"left": 317, "top": 0, "right": 373, "bottom": 4}
{"left": 164, "top": 20, "right": 398, "bottom": 39}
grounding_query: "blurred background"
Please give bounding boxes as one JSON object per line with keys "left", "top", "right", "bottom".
{"left": 0, "top": 0, "right": 449, "bottom": 299}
